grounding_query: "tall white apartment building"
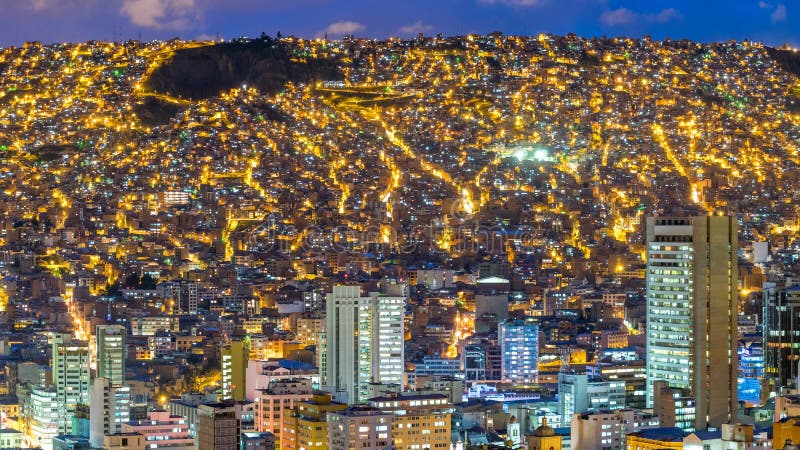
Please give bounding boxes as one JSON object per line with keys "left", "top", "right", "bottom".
{"left": 322, "top": 285, "right": 404, "bottom": 403}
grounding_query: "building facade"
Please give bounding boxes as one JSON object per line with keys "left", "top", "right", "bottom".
{"left": 121, "top": 410, "right": 193, "bottom": 450}
{"left": 103, "top": 433, "right": 145, "bottom": 450}
{"left": 281, "top": 393, "right": 346, "bottom": 450}
{"left": 253, "top": 378, "right": 313, "bottom": 437}
{"left": 241, "top": 432, "right": 275, "bottom": 450}
{"left": 323, "top": 286, "right": 404, "bottom": 403}
{"left": 222, "top": 337, "right": 250, "bottom": 402}
{"left": 89, "top": 378, "right": 131, "bottom": 448}
{"left": 570, "top": 409, "right": 660, "bottom": 450}
{"left": 462, "top": 345, "right": 486, "bottom": 381}
{"left": 557, "top": 373, "right": 626, "bottom": 425}
{"left": 763, "top": 285, "right": 800, "bottom": 390}
{"left": 368, "top": 394, "right": 453, "bottom": 450}
{"left": 197, "top": 401, "right": 242, "bottom": 450}
{"left": 96, "top": 325, "right": 126, "bottom": 386}
{"left": 52, "top": 333, "right": 90, "bottom": 434}
{"left": 498, "top": 319, "right": 539, "bottom": 384}
{"left": 28, "top": 387, "right": 60, "bottom": 450}
{"left": 645, "top": 216, "right": 738, "bottom": 431}
{"left": 327, "top": 406, "right": 393, "bottom": 450}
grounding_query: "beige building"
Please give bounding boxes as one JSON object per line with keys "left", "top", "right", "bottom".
{"left": 0, "top": 429, "right": 21, "bottom": 449}
{"left": 281, "top": 393, "right": 347, "bottom": 450}
{"left": 368, "top": 393, "right": 452, "bottom": 450}
{"left": 253, "top": 378, "right": 313, "bottom": 436}
{"left": 570, "top": 410, "right": 659, "bottom": 450}
{"left": 121, "top": 410, "right": 193, "bottom": 450}
{"left": 295, "top": 314, "right": 324, "bottom": 346}
{"left": 197, "top": 401, "right": 241, "bottom": 450}
{"left": 624, "top": 428, "right": 683, "bottom": 450}
{"left": 327, "top": 406, "right": 392, "bottom": 450}
{"left": 103, "top": 432, "right": 145, "bottom": 450}
{"left": 527, "top": 419, "right": 562, "bottom": 450}
{"left": 222, "top": 337, "right": 250, "bottom": 402}
{"left": 645, "top": 215, "right": 738, "bottom": 431}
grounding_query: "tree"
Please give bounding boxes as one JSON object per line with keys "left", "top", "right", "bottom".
{"left": 140, "top": 273, "right": 157, "bottom": 290}
{"left": 122, "top": 273, "right": 140, "bottom": 288}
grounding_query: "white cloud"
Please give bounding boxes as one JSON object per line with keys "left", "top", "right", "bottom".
{"left": 759, "top": 1, "right": 787, "bottom": 22}
{"left": 30, "top": 0, "right": 54, "bottom": 10}
{"left": 22, "top": 0, "right": 201, "bottom": 29}
{"left": 652, "top": 8, "right": 681, "bottom": 24}
{"left": 27, "top": 0, "right": 94, "bottom": 12}
{"left": 600, "top": 7, "right": 682, "bottom": 26}
{"left": 397, "top": 21, "right": 434, "bottom": 36}
{"left": 599, "top": 8, "right": 637, "bottom": 26}
{"left": 195, "top": 33, "right": 218, "bottom": 42}
{"left": 771, "top": 3, "right": 787, "bottom": 22}
{"left": 121, "top": 0, "right": 199, "bottom": 29}
{"left": 316, "top": 21, "right": 366, "bottom": 38}
{"left": 477, "top": 0, "right": 544, "bottom": 6}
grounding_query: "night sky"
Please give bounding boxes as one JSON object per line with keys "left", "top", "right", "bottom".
{"left": 0, "top": 0, "right": 797, "bottom": 47}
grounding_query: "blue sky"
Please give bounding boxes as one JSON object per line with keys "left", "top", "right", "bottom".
{"left": 0, "top": 0, "right": 797, "bottom": 47}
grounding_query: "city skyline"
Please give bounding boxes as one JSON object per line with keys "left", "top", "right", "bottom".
{"left": 1, "top": 1, "right": 800, "bottom": 447}
{"left": 0, "top": 1, "right": 798, "bottom": 47}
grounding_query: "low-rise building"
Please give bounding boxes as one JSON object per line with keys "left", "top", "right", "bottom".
{"left": 369, "top": 393, "right": 453, "bottom": 450}
{"left": 103, "top": 432, "right": 145, "bottom": 450}
{"left": 254, "top": 378, "right": 313, "bottom": 437}
{"left": 281, "top": 393, "right": 346, "bottom": 450}
{"left": 121, "top": 410, "right": 193, "bottom": 450}
{"left": 327, "top": 406, "right": 392, "bottom": 450}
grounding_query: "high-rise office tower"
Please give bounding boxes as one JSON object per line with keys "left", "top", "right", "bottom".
{"left": 324, "top": 285, "right": 405, "bottom": 403}
{"left": 89, "top": 377, "right": 131, "bottom": 448}
{"left": 52, "top": 333, "right": 90, "bottom": 434}
{"left": 763, "top": 285, "right": 800, "bottom": 390}
{"left": 498, "top": 318, "right": 539, "bottom": 383}
{"left": 96, "top": 325, "right": 126, "bottom": 386}
{"left": 221, "top": 336, "right": 250, "bottom": 402}
{"left": 645, "top": 216, "right": 738, "bottom": 431}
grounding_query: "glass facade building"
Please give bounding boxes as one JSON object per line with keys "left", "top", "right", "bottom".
{"left": 763, "top": 285, "right": 800, "bottom": 389}
{"left": 498, "top": 319, "right": 539, "bottom": 383}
